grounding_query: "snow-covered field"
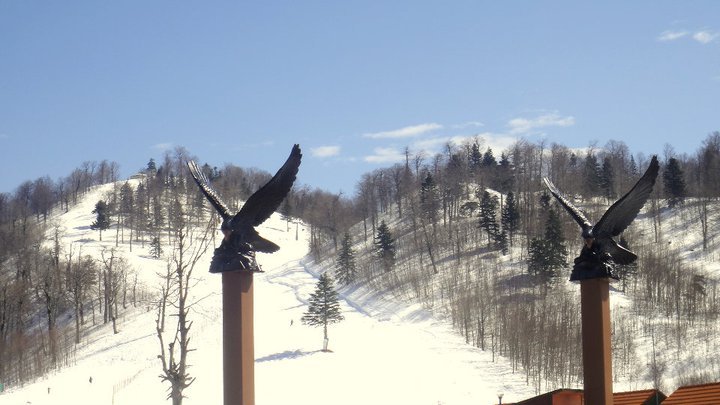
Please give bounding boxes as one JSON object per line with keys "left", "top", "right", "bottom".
{"left": 1, "top": 182, "right": 537, "bottom": 405}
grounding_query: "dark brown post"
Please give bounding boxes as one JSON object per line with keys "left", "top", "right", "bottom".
{"left": 223, "top": 271, "right": 255, "bottom": 405}
{"left": 580, "top": 277, "right": 613, "bottom": 405}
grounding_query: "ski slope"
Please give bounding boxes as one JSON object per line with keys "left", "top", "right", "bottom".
{"left": 1, "top": 182, "right": 536, "bottom": 405}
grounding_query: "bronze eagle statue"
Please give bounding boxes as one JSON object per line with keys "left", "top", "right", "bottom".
{"left": 187, "top": 144, "right": 302, "bottom": 273}
{"left": 543, "top": 155, "right": 659, "bottom": 279}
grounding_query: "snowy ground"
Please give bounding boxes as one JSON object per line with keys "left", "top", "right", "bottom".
{"left": 1, "top": 182, "right": 537, "bottom": 405}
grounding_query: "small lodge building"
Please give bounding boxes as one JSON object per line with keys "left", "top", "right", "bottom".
{"left": 502, "top": 387, "right": 669, "bottom": 405}
{"left": 502, "top": 382, "right": 720, "bottom": 404}
{"left": 662, "top": 382, "right": 720, "bottom": 404}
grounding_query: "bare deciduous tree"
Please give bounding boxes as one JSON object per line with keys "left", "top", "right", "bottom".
{"left": 156, "top": 217, "right": 212, "bottom": 405}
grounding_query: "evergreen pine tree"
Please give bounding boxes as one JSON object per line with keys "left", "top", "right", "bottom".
{"left": 496, "top": 153, "right": 514, "bottom": 192}
{"left": 527, "top": 208, "right": 567, "bottom": 282}
{"left": 301, "top": 273, "right": 344, "bottom": 351}
{"left": 478, "top": 190, "right": 499, "bottom": 245}
{"left": 501, "top": 191, "right": 520, "bottom": 245}
{"left": 146, "top": 158, "right": 157, "bottom": 174}
{"left": 493, "top": 229, "right": 509, "bottom": 255}
{"left": 120, "top": 182, "right": 135, "bottom": 242}
{"left": 482, "top": 148, "right": 497, "bottom": 167}
{"left": 149, "top": 236, "right": 164, "bottom": 259}
{"left": 120, "top": 182, "right": 134, "bottom": 216}
{"left": 134, "top": 182, "right": 150, "bottom": 239}
{"left": 527, "top": 238, "right": 550, "bottom": 277}
{"left": 583, "top": 152, "right": 602, "bottom": 197}
{"left": 335, "top": 232, "right": 357, "bottom": 285}
{"left": 420, "top": 172, "right": 440, "bottom": 226}
{"left": 539, "top": 191, "right": 551, "bottom": 211}
{"left": 469, "top": 142, "right": 483, "bottom": 173}
{"left": 629, "top": 155, "right": 638, "bottom": 176}
{"left": 374, "top": 220, "right": 396, "bottom": 272}
{"left": 152, "top": 196, "right": 165, "bottom": 232}
{"left": 600, "top": 157, "right": 615, "bottom": 199}
{"left": 663, "top": 157, "right": 686, "bottom": 208}
{"left": 91, "top": 200, "right": 112, "bottom": 241}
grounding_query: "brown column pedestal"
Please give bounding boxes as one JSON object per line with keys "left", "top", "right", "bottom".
{"left": 580, "top": 277, "right": 613, "bottom": 405}
{"left": 223, "top": 271, "right": 255, "bottom": 405}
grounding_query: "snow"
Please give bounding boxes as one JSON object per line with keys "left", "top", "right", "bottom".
{"left": 0, "top": 182, "right": 536, "bottom": 405}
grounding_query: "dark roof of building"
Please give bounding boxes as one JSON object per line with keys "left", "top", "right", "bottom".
{"left": 662, "top": 382, "right": 720, "bottom": 404}
{"left": 613, "top": 389, "right": 666, "bottom": 405}
{"left": 505, "top": 388, "right": 583, "bottom": 405}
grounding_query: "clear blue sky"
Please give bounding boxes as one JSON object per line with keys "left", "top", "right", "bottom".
{"left": 1, "top": 1, "right": 718, "bottom": 195}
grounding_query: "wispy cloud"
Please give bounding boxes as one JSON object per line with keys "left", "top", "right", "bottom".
{"left": 506, "top": 113, "right": 575, "bottom": 135}
{"left": 451, "top": 121, "right": 484, "bottom": 130}
{"left": 0, "top": 134, "right": 8, "bottom": 140}
{"left": 693, "top": 30, "right": 719, "bottom": 44}
{"left": 657, "top": 30, "right": 689, "bottom": 42}
{"left": 413, "top": 133, "right": 517, "bottom": 156}
{"left": 363, "top": 123, "right": 442, "bottom": 139}
{"left": 153, "top": 142, "right": 173, "bottom": 151}
{"left": 364, "top": 147, "right": 405, "bottom": 163}
{"left": 311, "top": 145, "right": 341, "bottom": 158}
{"left": 412, "top": 135, "right": 478, "bottom": 152}
{"left": 658, "top": 28, "right": 718, "bottom": 44}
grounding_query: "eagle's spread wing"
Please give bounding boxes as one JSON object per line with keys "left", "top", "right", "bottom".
{"left": 593, "top": 155, "right": 659, "bottom": 238}
{"left": 543, "top": 177, "right": 593, "bottom": 233}
{"left": 187, "top": 160, "right": 233, "bottom": 221}
{"left": 232, "top": 144, "right": 302, "bottom": 229}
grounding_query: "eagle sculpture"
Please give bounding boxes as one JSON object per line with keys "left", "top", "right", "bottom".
{"left": 187, "top": 144, "right": 302, "bottom": 273}
{"left": 543, "top": 155, "right": 659, "bottom": 280}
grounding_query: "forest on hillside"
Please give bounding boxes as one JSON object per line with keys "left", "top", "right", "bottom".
{"left": 2, "top": 132, "right": 720, "bottom": 392}
{"left": 306, "top": 131, "right": 720, "bottom": 393}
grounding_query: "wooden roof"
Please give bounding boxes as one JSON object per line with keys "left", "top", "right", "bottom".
{"left": 613, "top": 389, "right": 666, "bottom": 405}
{"left": 663, "top": 382, "right": 720, "bottom": 404}
{"left": 504, "top": 388, "right": 583, "bottom": 405}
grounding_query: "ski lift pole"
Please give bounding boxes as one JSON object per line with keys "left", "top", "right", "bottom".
{"left": 223, "top": 271, "right": 255, "bottom": 405}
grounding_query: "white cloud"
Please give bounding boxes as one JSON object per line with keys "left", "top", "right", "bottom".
{"left": 657, "top": 28, "right": 718, "bottom": 44}
{"left": 693, "top": 30, "right": 718, "bottom": 44}
{"left": 364, "top": 147, "right": 405, "bottom": 163}
{"left": 311, "top": 145, "right": 341, "bottom": 158}
{"left": 412, "top": 133, "right": 517, "bottom": 156}
{"left": 657, "top": 30, "right": 689, "bottom": 42}
{"left": 507, "top": 113, "right": 575, "bottom": 135}
{"left": 363, "top": 123, "right": 443, "bottom": 139}
{"left": 451, "top": 121, "right": 484, "bottom": 129}
{"left": 153, "top": 142, "right": 173, "bottom": 151}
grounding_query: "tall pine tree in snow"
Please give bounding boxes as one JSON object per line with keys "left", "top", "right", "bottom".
{"left": 501, "top": 191, "right": 520, "bottom": 245}
{"left": 482, "top": 148, "right": 497, "bottom": 167}
{"left": 374, "top": 220, "right": 396, "bottom": 272}
{"left": 478, "top": 190, "right": 499, "bottom": 245}
{"left": 663, "top": 157, "right": 686, "bottom": 208}
{"left": 600, "top": 157, "right": 615, "bottom": 200}
{"left": 469, "top": 142, "right": 483, "bottom": 173}
{"left": 583, "top": 152, "right": 602, "bottom": 197}
{"left": 420, "top": 171, "right": 440, "bottom": 227}
{"left": 527, "top": 208, "right": 568, "bottom": 282}
{"left": 302, "top": 273, "right": 344, "bottom": 351}
{"left": 91, "top": 200, "right": 111, "bottom": 241}
{"left": 335, "top": 232, "right": 357, "bottom": 285}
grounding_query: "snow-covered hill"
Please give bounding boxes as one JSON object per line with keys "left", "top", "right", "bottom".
{"left": 1, "top": 182, "right": 537, "bottom": 405}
